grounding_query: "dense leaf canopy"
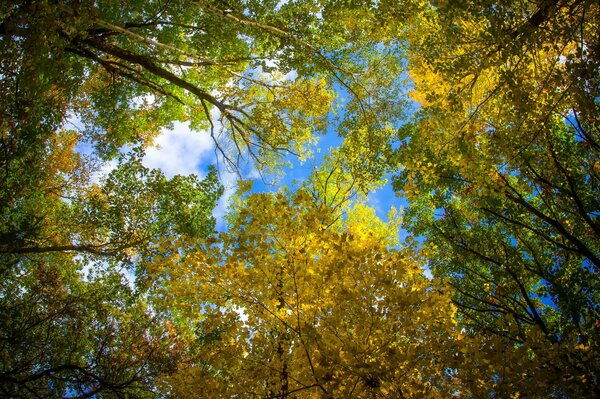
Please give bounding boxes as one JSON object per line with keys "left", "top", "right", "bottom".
{"left": 1, "top": 0, "right": 598, "bottom": 397}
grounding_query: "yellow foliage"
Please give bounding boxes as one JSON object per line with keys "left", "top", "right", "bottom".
{"left": 152, "top": 192, "right": 471, "bottom": 398}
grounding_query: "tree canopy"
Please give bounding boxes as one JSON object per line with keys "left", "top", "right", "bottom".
{"left": 1, "top": 0, "right": 598, "bottom": 397}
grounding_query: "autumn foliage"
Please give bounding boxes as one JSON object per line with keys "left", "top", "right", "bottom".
{"left": 1, "top": 0, "right": 598, "bottom": 398}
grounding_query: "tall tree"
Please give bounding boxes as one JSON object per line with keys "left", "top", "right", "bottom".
{"left": 148, "top": 191, "right": 467, "bottom": 398}
{"left": 0, "top": 250, "right": 186, "bottom": 398}
{"left": 0, "top": 134, "right": 223, "bottom": 276}
{"left": 0, "top": 138, "right": 222, "bottom": 395}
{"left": 393, "top": 0, "right": 599, "bottom": 395}
{"left": 0, "top": 1, "right": 413, "bottom": 395}
{"left": 0, "top": 0, "right": 388, "bottom": 165}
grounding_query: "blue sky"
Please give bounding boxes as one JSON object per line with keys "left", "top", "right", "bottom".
{"left": 64, "top": 52, "right": 411, "bottom": 234}
{"left": 138, "top": 62, "right": 413, "bottom": 232}
{"left": 69, "top": 77, "right": 411, "bottom": 234}
{"left": 141, "top": 118, "right": 408, "bottom": 232}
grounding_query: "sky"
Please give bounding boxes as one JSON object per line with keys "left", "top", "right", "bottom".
{"left": 142, "top": 121, "right": 240, "bottom": 230}
{"left": 68, "top": 76, "right": 410, "bottom": 236}
{"left": 141, "top": 119, "right": 406, "bottom": 232}
{"left": 136, "top": 62, "right": 412, "bottom": 234}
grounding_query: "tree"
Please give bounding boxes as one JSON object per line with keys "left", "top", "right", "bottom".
{"left": 0, "top": 250, "right": 186, "bottom": 398}
{"left": 1, "top": 1, "right": 412, "bottom": 396}
{"left": 0, "top": 138, "right": 221, "bottom": 396}
{"left": 0, "top": 125, "right": 221, "bottom": 395}
{"left": 2, "top": 0, "right": 415, "bottom": 176}
{"left": 5, "top": 0, "right": 598, "bottom": 396}
{"left": 0, "top": 141, "right": 223, "bottom": 264}
{"left": 148, "top": 191, "right": 469, "bottom": 398}
{"left": 0, "top": 0, "right": 353, "bottom": 166}
{"left": 392, "top": 0, "right": 599, "bottom": 395}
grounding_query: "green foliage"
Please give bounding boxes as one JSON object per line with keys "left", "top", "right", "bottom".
{"left": 80, "top": 149, "right": 223, "bottom": 259}
{"left": 0, "top": 252, "right": 182, "bottom": 398}
{"left": 1, "top": 0, "right": 355, "bottom": 169}
{"left": 0, "top": 136, "right": 221, "bottom": 395}
{"left": 392, "top": 0, "right": 600, "bottom": 396}
{"left": 2, "top": 0, "right": 599, "bottom": 397}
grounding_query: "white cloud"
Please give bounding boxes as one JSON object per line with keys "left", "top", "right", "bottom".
{"left": 284, "top": 70, "right": 298, "bottom": 81}
{"left": 213, "top": 169, "right": 238, "bottom": 231}
{"left": 90, "top": 158, "right": 118, "bottom": 185}
{"left": 143, "top": 121, "right": 215, "bottom": 178}
{"left": 141, "top": 121, "right": 262, "bottom": 231}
